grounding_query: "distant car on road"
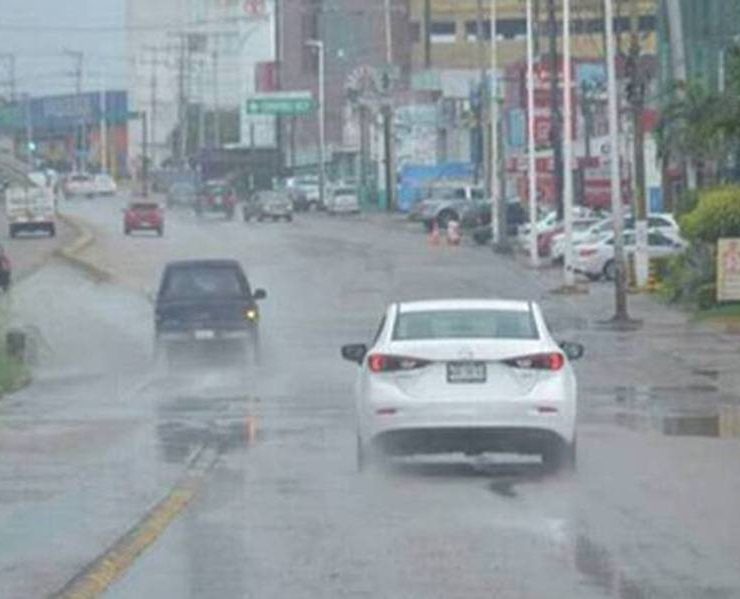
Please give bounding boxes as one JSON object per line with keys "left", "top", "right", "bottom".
{"left": 244, "top": 190, "right": 294, "bottom": 222}
{"left": 167, "top": 182, "right": 197, "bottom": 208}
{"left": 326, "top": 185, "right": 360, "bottom": 215}
{"left": 342, "top": 299, "right": 583, "bottom": 472}
{"left": 93, "top": 174, "right": 117, "bottom": 197}
{"left": 573, "top": 229, "right": 687, "bottom": 281}
{"left": 124, "top": 201, "right": 164, "bottom": 236}
{"left": 63, "top": 173, "right": 96, "bottom": 198}
{"left": 0, "top": 244, "right": 11, "bottom": 292}
{"left": 290, "top": 175, "right": 321, "bottom": 211}
{"left": 196, "top": 181, "right": 237, "bottom": 220}
{"left": 154, "top": 259, "right": 267, "bottom": 363}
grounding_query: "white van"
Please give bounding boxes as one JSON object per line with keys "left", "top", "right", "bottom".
{"left": 5, "top": 185, "right": 57, "bottom": 238}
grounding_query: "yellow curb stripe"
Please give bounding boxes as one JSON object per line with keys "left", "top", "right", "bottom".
{"left": 54, "top": 451, "right": 215, "bottom": 599}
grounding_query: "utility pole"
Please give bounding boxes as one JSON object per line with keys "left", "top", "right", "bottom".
{"left": 0, "top": 53, "right": 16, "bottom": 102}
{"left": 628, "top": 0, "right": 649, "bottom": 288}
{"left": 423, "top": 0, "right": 432, "bottom": 69}
{"left": 546, "top": 0, "right": 564, "bottom": 220}
{"left": 562, "top": 0, "right": 575, "bottom": 287}
{"left": 99, "top": 75, "right": 108, "bottom": 173}
{"left": 384, "top": 0, "right": 397, "bottom": 212}
{"left": 306, "top": 40, "right": 326, "bottom": 208}
{"left": 197, "top": 59, "right": 206, "bottom": 153}
{"left": 476, "top": 0, "right": 490, "bottom": 194}
{"left": 604, "top": 0, "right": 630, "bottom": 324}
{"left": 526, "top": 0, "right": 539, "bottom": 268}
{"left": 177, "top": 37, "right": 188, "bottom": 163}
{"left": 24, "top": 93, "right": 34, "bottom": 166}
{"left": 212, "top": 49, "right": 221, "bottom": 148}
{"left": 490, "top": 0, "right": 504, "bottom": 249}
{"left": 64, "top": 50, "right": 85, "bottom": 172}
{"left": 665, "top": 0, "right": 694, "bottom": 192}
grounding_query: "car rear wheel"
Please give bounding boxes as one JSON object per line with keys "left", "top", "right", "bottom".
{"left": 157, "top": 227, "right": 164, "bottom": 237}
{"left": 542, "top": 438, "right": 577, "bottom": 473}
{"left": 48, "top": 224, "right": 56, "bottom": 238}
{"left": 124, "top": 226, "right": 130, "bottom": 236}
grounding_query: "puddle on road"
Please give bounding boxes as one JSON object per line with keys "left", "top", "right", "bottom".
{"left": 155, "top": 394, "right": 261, "bottom": 463}
{"left": 587, "top": 385, "right": 740, "bottom": 439}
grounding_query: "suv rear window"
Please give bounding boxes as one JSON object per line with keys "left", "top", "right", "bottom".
{"left": 130, "top": 203, "right": 159, "bottom": 211}
{"left": 393, "top": 309, "right": 539, "bottom": 340}
{"left": 161, "top": 266, "right": 247, "bottom": 300}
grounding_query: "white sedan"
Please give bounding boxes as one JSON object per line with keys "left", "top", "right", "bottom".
{"left": 573, "top": 229, "right": 687, "bottom": 280}
{"left": 341, "top": 299, "right": 584, "bottom": 472}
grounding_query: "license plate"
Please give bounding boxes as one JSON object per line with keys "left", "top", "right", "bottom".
{"left": 194, "top": 329, "right": 216, "bottom": 340}
{"left": 447, "top": 361, "right": 487, "bottom": 384}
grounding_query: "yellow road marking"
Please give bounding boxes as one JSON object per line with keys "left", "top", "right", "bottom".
{"left": 53, "top": 451, "right": 216, "bottom": 599}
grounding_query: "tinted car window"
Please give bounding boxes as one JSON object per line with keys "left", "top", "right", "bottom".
{"left": 393, "top": 310, "right": 538, "bottom": 340}
{"left": 161, "top": 266, "right": 247, "bottom": 300}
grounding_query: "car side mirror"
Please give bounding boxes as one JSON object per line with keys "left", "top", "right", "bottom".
{"left": 341, "top": 343, "right": 368, "bottom": 365}
{"left": 559, "top": 341, "right": 585, "bottom": 361}
{"left": 253, "top": 289, "right": 267, "bottom": 300}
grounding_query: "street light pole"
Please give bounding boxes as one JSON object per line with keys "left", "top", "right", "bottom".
{"left": 563, "top": 0, "right": 575, "bottom": 286}
{"left": 526, "top": 0, "right": 539, "bottom": 268}
{"left": 306, "top": 40, "right": 326, "bottom": 209}
{"left": 604, "top": 0, "right": 630, "bottom": 322}
{"left": 490, "top": 0, "right": 500, "bottom": 247}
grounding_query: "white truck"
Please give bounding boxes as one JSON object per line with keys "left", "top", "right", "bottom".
{"left": 5, "top": 184, "right": 57, "bottom": 238}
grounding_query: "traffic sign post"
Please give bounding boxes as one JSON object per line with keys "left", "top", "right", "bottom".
{"left": 246, "top": 93, "right": 316, "bottom": 116}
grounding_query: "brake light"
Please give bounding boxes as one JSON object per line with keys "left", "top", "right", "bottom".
{"left": 504, "top": 353, "right": 565, "bottom": 371}
{"left": 579, "top": 248, "right": 598, "bottom": 257}
{"left": 367, "top": 354, "right": 431, "bottom": 373}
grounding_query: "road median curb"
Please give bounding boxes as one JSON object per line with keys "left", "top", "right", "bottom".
{"left": 54, "top": 213, "right": 115, "bottom": 283}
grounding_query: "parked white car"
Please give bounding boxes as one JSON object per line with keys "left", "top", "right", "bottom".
{"left": 573, "top": 229, "right": 687, "bottom": 280}
{"left": 326, "top": 186, "right": 360, "bottom": 214}
{"left": 341, "top": 299, "right": 583, "bottom": 472}
{"left": 551, "top": 213, "right": 679, "bottom": 263}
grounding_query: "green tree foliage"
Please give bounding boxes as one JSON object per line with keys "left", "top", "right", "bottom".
{"left": 680, "top": 186, "right": 740, "bottom": 242}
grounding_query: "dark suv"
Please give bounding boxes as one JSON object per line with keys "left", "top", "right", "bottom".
{"left": 154, "top": 260, "right": 266, "bottom": 362}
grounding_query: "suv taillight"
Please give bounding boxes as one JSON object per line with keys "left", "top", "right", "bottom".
{"left": 367, "top": 354, "right": 431, "bottom": 373}
{"left": 503, "top": 353, "right": 564, "bottom": 371}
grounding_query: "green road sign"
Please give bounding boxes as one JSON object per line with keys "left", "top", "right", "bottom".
{"left": 246, "top": 95, "right": 316, "bottom": 116}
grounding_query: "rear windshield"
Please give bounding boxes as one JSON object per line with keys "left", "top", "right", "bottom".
{"left": 131, "top": 203, "right": 159, "bottom": 211}
{"left": 161, "top": 266, "right": 247, "bottom": 300}
{"left": 204, "top": 185, "right": 229, "bottom": 194}
{"left": 393, "top": 309, "right": 539, "bottom": 340}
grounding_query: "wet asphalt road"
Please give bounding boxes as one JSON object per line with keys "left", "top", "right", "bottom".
{"left": 2, "top": 197, "right": 740, "bottom": 598}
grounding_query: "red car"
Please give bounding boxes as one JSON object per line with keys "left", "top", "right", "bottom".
{"left": 195, "top": 181, "right": 237, "bottom": 220}
{"left": 124, "top": 202, "right": 164, "bottom": 236}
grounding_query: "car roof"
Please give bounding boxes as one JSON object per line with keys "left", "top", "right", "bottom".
{"left": 397, "top": 299, "right": 533, "bottom": 313}
{"left": 165, "top": 259, "right": 243, "bottom": 270}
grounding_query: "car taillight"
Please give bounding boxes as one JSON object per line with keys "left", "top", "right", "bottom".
{"left": 503, "top": 353, "right": 565, "bottom": 371}
{"left": 579, "top": 248, "right": 598, "bottom": 257}
{"left": 367, "top": 354, "right": 431, "bottom": 373}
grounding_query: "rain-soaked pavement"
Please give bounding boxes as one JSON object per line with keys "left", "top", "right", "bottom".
{"left": 2, "top": 197, "right": 740, "bottom": 598}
